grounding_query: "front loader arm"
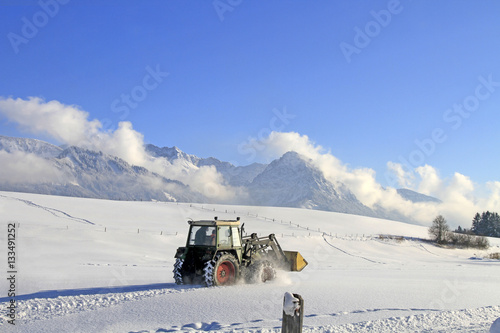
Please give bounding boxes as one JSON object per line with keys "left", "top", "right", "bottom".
{"left": 242, "top": 233, "right": 307, "bottom": 271}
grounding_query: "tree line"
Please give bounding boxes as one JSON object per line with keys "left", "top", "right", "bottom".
{"left": 456, "top": 211, "right": 500, "bottom": 238}
{"left": 429, "top": 214, "right": 489, "bottom": 249}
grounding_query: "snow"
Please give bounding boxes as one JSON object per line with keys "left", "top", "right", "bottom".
{"left": 1, "top": 191, "right": 500, "bottom": 332}
{"left": 283, "top": 292, "right": 300, "bottom": 316}
{"left": 0, "top": 135, "right": 62, "bottom": 158}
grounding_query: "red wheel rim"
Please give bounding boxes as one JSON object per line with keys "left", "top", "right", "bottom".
{"left": 216, "top": 261, "right": 235, "bottom": 285}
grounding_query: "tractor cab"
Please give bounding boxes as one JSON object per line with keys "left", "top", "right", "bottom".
{"left": 186, "top": 217, "right": 242, "bottom": 251}
{"left": 188, "top": 224, "right": 216, "bottom": 246}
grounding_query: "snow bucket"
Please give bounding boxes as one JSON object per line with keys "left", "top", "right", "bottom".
{"left": 284, "top": 251, "right": 308, "bottom": 272}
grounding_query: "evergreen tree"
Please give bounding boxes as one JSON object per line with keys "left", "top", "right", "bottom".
{"left": 481, "top": 211, "right": 492, "bottom": 236}
{"left": 490, "top": 212, "right": 500, "bottom": 237}
{"left": 471, "top": 213, "right": 481, "bottom": 234}
{"left": 470, "top": 211, "right": 500, "bottom": 237}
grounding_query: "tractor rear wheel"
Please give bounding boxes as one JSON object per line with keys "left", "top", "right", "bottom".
{"left": 203, "top": 252, "right": 239, "bottom": 287}
{"left": 173, "top": 258, "right": 184, "bottom": 285}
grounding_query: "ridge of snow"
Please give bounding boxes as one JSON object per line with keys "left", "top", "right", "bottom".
{"left": 397, "top": 188, "right": 442, "bottom": 203}
{"left": 0, "top": 135, "right": 62, "bottom": 158}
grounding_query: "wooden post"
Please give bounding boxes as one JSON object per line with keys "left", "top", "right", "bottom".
{"left": 282, "top": 292, "right": 304, "bottom": 333}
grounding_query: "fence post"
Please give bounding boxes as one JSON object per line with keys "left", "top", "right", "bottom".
{"left": 282, "top": 292, "right": 304, "bottom": 333}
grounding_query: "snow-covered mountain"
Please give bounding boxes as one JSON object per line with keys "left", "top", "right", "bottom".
{"left": 0, "top": 136, "right": 440, "bottom": 222}
{"left": 145, "top": 144, "right": 200, "bottom": 165}
{"left": 0, "top": 135, "right": 62, "bottom": 158}
{"left": 145, "top": 143, "right": 266, "bottom": 186}
{"left": 0, "top": 137, "right": 201, "bottom": 202}
{"left": 54, "top": 146, "right": 202, "bottom": 202}
{"left": 247, "top": 151, "right": 376, "bottom": 216}
{"left": 397, "top": 188, "right": 442, "bottom": 203}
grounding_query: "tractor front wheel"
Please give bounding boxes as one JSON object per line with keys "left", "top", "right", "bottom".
{"left": 245, "top": 260, "right": 276, "bottom": 284}
{"left": 203, "top": 253, "right": 239, "bottom": 287}
{"left": 258, "top": 260, "right": 276, "bottom": 283}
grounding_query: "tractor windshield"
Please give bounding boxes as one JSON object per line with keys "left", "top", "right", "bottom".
{"left": 189, "top": 226, "right": 216, "bottom": 246}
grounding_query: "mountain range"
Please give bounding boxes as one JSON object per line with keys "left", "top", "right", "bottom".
{"left": 0, "top": 135, "right": 440, "bottom": 222}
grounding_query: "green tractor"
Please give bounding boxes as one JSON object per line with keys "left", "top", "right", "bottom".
{"left": 173, "top": 217, "right": 308, "bottom": 287}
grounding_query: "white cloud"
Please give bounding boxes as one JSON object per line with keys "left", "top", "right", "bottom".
{"left": 387, "top": 161, "right": 414, "bottom": 188}
{"left": 0, "top": 96, "right": 245, "bottom": 202}
{"left": 0, "top": 151, "right": 63, "bottom": 184}
{"left": 146, "top": 156, "right": 247, "bottom": 203}
{"left": 0, "top": 97, "right": 101, "bottom": 146}
{"left": 257, "top": 131, "right": 500, "bottom": 228}
{"left": 415, "top": 165, "right": 443, "bottom": 196}
{"left": 94, "top": 121, "right": 148, "bottom": 167}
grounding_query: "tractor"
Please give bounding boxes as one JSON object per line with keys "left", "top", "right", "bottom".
{"left": 173, "top": 217, "right": 308, "bottom": 287}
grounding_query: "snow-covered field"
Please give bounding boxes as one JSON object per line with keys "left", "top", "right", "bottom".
{"left": 1, "top": 191, "right": 500, "bottom": 332}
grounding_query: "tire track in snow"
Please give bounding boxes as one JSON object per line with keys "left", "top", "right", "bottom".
{"left": 0, "top": 194, "right": 95, "bottom": 225}
{"left": 124, "top": 306, "right": 500, "bottom": 333}
{"left": 322, "top": 235, "right": 385, "bottom": 264}
{"left": 321, "top": 305, "right": 500, "bottom": 333}
{"left": 305, "top": 307, "right": 442, "bottom": 319}
{"left": 0, "top": 284, "right": 201, "bottom": 326}
{"left": 416, "top": 243, "right": 440, "bottom": 256}
{"left": 374, "top": 237, "right": 441, "bottom": 257}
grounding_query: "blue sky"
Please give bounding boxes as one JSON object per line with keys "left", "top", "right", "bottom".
{"left": 1, "top": 0, "right": 500, "bottom": 188}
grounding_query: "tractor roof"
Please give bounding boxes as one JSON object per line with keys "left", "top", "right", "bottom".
{"left": 188, "top": 217, "right": 241, "bottom": 227}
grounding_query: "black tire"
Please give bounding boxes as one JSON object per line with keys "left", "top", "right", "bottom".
{"left": 246, "top": 260, "right": 276, "bottom": 284}
{"left": 203, "top": 252, "right": 239, "bottom": 287}
{"left": 173, "top": 258, "right": 184, "bottom": 285}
